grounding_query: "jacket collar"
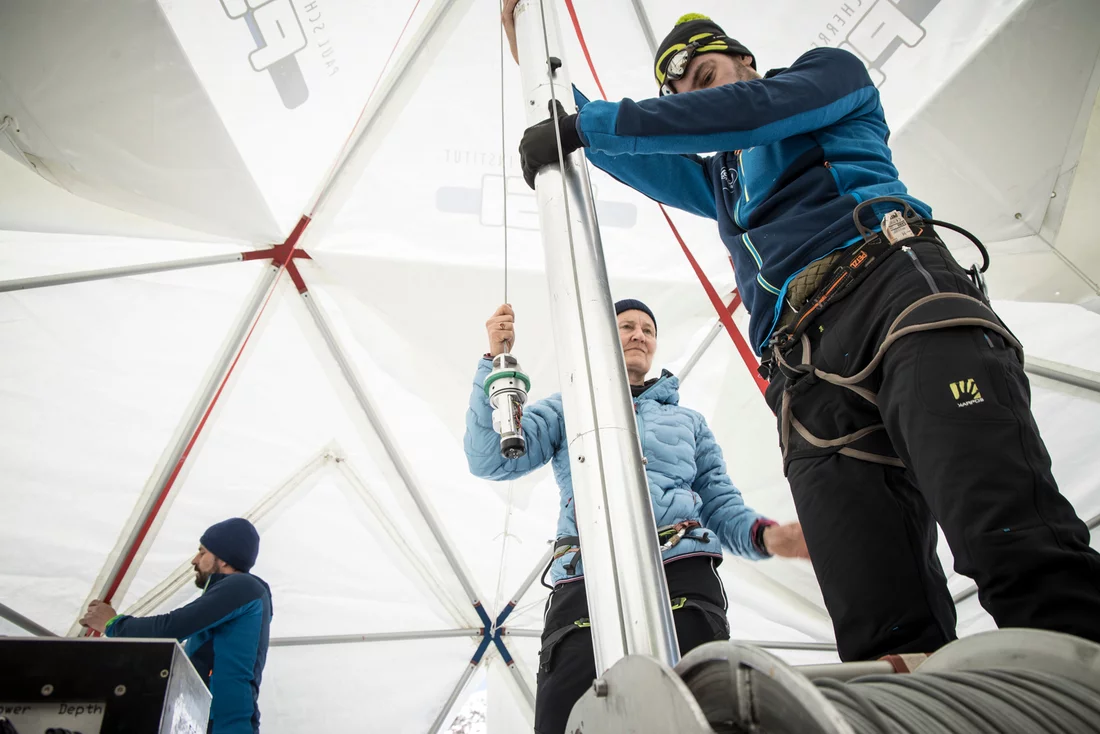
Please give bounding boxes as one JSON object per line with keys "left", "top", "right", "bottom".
{"left": 203, "top": 572, "right": 232, "bottom": 593}
{"left": 633, "top": 369, "right": 680, "bottom": 405}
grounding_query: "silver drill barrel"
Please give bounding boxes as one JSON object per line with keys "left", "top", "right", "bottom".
{"left": 484, "top": 353, "right": 530, "bottom": 459}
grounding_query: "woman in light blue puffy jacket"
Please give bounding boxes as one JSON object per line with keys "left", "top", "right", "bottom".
{"left": 465, "top": 298, "right": 807, "bottom": 734}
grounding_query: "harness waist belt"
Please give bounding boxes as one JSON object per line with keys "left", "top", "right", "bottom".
{"left": 552, "top": 521, "right": 713, "bottom": 576}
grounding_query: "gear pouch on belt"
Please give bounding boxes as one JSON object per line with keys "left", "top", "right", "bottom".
{"left": 671, "top": 597, "right": 730, "bottom": 640}
{"left": 538, "top": 618, "right": 590, "bottom": 674}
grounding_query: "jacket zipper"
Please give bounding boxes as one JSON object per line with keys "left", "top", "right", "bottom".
{"left": 904, "top": 246, "right": 939, "bottom": 293}
{"left": 734, "top": 150, "right": 749, "bottom": 229}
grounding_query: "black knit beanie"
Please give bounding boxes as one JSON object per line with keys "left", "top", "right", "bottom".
{"left": 200, "top": 518, "right": 260, "bottom": 573}
{"left": 615, "top": 299, "right": 657, "bottom": 333}
{"left": 654, "top": 13, "right": 755, "bottom": 90}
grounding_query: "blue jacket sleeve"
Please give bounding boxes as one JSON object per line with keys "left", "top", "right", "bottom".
{"left": 105, "top": 575, "right": 263, "bottom": 641}
{"left": 577, "top": 48, "right": 877, "bottom": 156}
{"left": 691, "top": 413, "right": 769, "bottom": 560}
{"left": 573, "top": 86, "right": 717, "bottom": 220}
{"left": 464, "top": 357, "right": 565, "bottom": 481}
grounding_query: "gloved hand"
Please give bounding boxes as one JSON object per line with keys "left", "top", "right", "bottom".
{"left": 519, "top": 99, "right": 584, "bottom": 189}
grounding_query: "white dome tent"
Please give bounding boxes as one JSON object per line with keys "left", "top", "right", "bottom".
{"left": 1, "top": 0, "right": 1099, "bottom": 730}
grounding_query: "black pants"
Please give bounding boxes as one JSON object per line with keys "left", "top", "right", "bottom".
{"left": 533, "top": 556, "right": 730, "bottom": 734}
{"left": 765, "top": 238, "right": 1100, "bottom": 662}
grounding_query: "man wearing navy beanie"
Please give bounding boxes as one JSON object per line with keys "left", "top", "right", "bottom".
{"left": 81, "top": 518, "right": 272, "bottom": 734}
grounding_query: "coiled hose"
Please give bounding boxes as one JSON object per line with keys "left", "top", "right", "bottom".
{"left": 814, "top": 669, "right": 1100, "bottom": 734}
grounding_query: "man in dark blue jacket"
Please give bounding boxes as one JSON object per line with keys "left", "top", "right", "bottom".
{"left": 511, "top": 8, "right": 1100, "bottom": 662}
{"left": 81, "top": 518, "right": 272, "bottom": 734}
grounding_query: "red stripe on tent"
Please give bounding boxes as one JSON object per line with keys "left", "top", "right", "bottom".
{"left": 659, "top": 208, "right": 769, "bottom": 394}
{"left": 286, "top": 260, "right": 308, "bottom": 294}
{"left": 241, "top": 247, "right": 279, "bottom": 261}
{"left": 728, "top": 290, "right": 742, "bottom": 314}
{"left": 561, "top": 0, "right": 607, "bottom": 101}
{"left": 97, "top": 219, "right": 309, "bottom": 613}
{"left": 100, "top": 269, "right": 286, "bottom": 607}
{"left": 561, "top": 1, "right": 765, "bottom": 395}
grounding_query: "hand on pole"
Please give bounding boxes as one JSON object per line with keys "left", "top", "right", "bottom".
{"left": 79, "top": 599, "right": 118, "bottom": 633}
{"left": 763, "top": 522, "right": 811, "bottom": 560}
{"left": 519, "top": 100, "right": 584, "bottom": 189}
{"left": 486, "top": 304, "right": 516, "bottom": 357}
{"left": 501, "top": 0, "right": 520, "bottom": 64}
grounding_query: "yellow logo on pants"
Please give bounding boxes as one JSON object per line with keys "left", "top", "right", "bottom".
{"left": 950, "top": 379, "right": 984, "bottom": 407}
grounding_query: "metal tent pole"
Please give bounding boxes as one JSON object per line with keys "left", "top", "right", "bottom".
{"left": 627, "top": 0, "right": 659, "bottom": 56}
{"left": 122, "top": 445, "right": 334, "bottom": 619}
{"left": 678, "top": 318, "right": 725, "bottom": 384}
{"left": 78, "top": 260, "right": 287, "bottom": 632}
{"left": 292, "top": 275, "right": 485, "bottom": 615}
{"left": 429, "top": 656, "right": 484, "bottom": 734}
{"left": 502, "top": 628, "right": 837, "bottom": 653}
{"left": 0, "top": 601, "right": 56, "bottom": 637}
{"left": 271, "top": 628, "right": 480, "bottom": 648}
{"left": 298, "top": 0, "right": 474, "bottom": 249}
{"left": 1024, "top": 355, "right": 1100, "bottom": 395}
{"left": 334, "top": 456, "right": 475, "bottom": 627}
{"left": 0, "top": 250, "right": 277, "bottom": 293}
{"left": 736, "top": 640, "right": 837, "bottom": 652}
{"left": 498, "top": 544, "right": 554, "bottom": 619}
{"left": 513, "top": 0, "right": 678, "bottom": 673}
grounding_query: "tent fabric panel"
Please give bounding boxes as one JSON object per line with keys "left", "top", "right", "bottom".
{"left": 0, "top": 0, "right": 282, "bottom": 241}
{"left": 0, "top": 262, "right": 267, "bottom": 633}
{"left": 259, "top": 636, "right": 478, "bottom": 733}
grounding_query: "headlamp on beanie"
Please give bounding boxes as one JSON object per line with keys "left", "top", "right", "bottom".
{"left": 654, "top": 13, "right": 755, "bottom": 96}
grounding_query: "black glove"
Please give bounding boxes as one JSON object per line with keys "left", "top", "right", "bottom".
{"left": 519, "top": 99, "right": 583, "bottom": 189}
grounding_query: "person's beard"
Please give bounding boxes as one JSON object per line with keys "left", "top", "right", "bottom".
{"left": 194, "top": 566, "right": 212, "bottom": 589}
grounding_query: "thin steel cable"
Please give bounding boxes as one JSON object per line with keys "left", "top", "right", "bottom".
{"left": 869, "top": 675, "right": 1000, "bottom": 734}
{"left": 815, "top": 678, "right": 898, "bottom": 733}
{"left": 989, "top": 670, "right": 1100, "bottom": 731}
{"left": 812, "top": 669, "right": 1100, "bottom": 734}
{"left": 499, "top": 0, "right": 509, "bottom": 307}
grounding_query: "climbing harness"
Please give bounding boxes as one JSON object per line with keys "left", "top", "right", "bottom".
{"left": 538, "top": 595, "right": 729, "bottom": 673}
{"left": 541, "top": 521, "right": 714, "bottom": 589}
{"left": 657, "top": 520, "right": 709, "bottom": 552}
{"left": 759, "top": 197, "right": 1016, "bottom": 469}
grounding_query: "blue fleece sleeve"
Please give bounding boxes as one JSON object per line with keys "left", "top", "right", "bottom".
{"left": 464, "top": 358, "right": 564, "bottom": 480}
{"left": 577, "top": 48, "right": 878, "bottom": 156}
{"left": 691, "top": 414, "right": 769, "bottom": 560}
{"left": 572, "top": 86, "right": 716, "bottom": 220}
{"left": 105, "top": 575, "right": 264, "bottom": 641}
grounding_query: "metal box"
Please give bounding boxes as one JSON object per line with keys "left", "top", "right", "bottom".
{"left": 0, "top": 637, "right": 210, "bottom": 733}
